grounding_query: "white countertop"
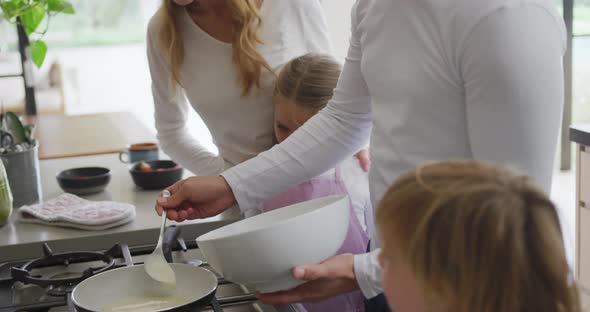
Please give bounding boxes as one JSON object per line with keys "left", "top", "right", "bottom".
{"left": 0, "top": 154, "right": 241, "bottom": 262}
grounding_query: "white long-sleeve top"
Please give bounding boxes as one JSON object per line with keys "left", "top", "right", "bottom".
{"left": 223, "top": 0, "right": 566, "bottom": 299}
{"left": 147, "top": 0, "right": 332, "bottom": 176}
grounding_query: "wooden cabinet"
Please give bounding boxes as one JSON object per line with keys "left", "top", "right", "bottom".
{"left": 578, "top": 144, "right": 590, "bottom": 310}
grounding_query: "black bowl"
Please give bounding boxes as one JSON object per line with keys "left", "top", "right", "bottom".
{"left": 129, "top": 160, "right": 183, "bottom": 190}
{"left": 56, "top": 167, "right": 111, "bottom": 195}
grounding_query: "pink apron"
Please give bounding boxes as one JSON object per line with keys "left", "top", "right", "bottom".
{"left": 262, "top": 166, "right": 368, "bottom": 312}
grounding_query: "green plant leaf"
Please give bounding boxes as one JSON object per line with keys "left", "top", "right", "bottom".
{"left": 14, "top": 0, "right": 27, "bottom": 9}
{"left": 47, "top": 0, "right": 74, "bottom": 14}
{"left": 62, "top": 1, "right": 74, "bottom": 14}
{"left": 23, "top": 124, "right": 34, "bottom": 141}
{"left": 0, "top": 1, "right": 19, "bottom": 20}
{"left": 30, "top": 39, "right": 47, "bottom": 68}
{"left": 3, "top": 112, "right": 27, "bottom": 144}
{"left": 21, "top": 2, "right": 45, "bottom": 36}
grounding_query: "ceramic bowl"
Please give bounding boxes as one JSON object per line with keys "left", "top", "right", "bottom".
{"left": 196, "top": 195, "right": 350, "bottom": 293}
{"left": 56, "top": 167, "right": 111, "bottom": 195}
{"left": 129, "top": 160, "right": 183, "bottom": 190}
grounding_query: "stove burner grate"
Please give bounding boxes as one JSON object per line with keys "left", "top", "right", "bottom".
{"left": 10, "top": 243, "right": 118, "bottom": 288}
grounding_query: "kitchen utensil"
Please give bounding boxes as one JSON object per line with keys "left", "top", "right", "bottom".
{"left": 71, "top": 264, "right": 217, "bottom": 312}
{"left": 0, "top": 130, "right": 13, "bottom": 148}
{"left": 145, "top": 190, "right": 176, "bottom": 287}
{"left": 197, "top": 195, "right": 350, "bottom": 293}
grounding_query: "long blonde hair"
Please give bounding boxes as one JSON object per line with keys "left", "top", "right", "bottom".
{"left": 274, "top": 53, "right": 341, "bottom": 111}
{"left": 377, "top": 160, "right": 580, "bottom": 312}
{"left": 157, "top": 0, "right": 273, "bottom": 95}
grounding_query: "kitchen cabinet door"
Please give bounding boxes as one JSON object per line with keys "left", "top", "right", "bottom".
{"left": 581, "top": 148, "right": 590, "bottom": 206}
{"left": 581, "top": 207, "right": 590, "bottom": 290}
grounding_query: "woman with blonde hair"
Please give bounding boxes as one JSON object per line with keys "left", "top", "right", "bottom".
{"left": 147, "top": 0, "right": 334, "bottom": 177}
{"left": 376, "top": 160, "right": 580, "bottom": 312}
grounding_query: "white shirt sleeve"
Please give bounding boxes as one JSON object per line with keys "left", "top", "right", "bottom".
{"left": 147, "top": 23, "right": 230, "bottom": 176}
{"left": 222, "top": 3, "right": 372, "bottom": 212}
{"left": 460, "top": 5, "right": 566, "bottom": 194}
{"left": 354, "top": 249, "right": 382, "bottom": 299}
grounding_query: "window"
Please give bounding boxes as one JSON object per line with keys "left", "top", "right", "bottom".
{"left": 0, "top": 0, "right": 158, "bottom": 51}
{"left": 571, "top": 0, "right": 590, "bottom": 125}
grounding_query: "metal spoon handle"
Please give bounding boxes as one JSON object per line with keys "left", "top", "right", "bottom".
{"left": 157, "top": 210, "right": 166, "bottom": 247}
{"left": 158, "top": 190, "right": 171, "bottom": 247}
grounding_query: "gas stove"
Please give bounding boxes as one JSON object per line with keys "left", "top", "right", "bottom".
{"left": 0, "top": 226, "right": 296, "bottom": 312}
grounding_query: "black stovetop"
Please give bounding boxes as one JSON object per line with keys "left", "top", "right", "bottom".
{"left": 0, "top": 237, "right": 279, "bottom": 312}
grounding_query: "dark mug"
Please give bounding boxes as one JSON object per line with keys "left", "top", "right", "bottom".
{"left": 119, "top": 143, "right": 159, "bottom": 163}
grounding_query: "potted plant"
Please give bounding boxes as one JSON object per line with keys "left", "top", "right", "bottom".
{"left": 0, "top": 112, "right": 41, "bottom": 209}
{"left": 0, "top": 0, "right": 75, "bottom": 68}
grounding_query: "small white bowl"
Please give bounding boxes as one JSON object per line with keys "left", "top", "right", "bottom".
{"left": 196, "top": 195, "right": 350, "bottom": 293}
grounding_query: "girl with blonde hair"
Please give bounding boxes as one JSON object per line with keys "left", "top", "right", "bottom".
{"left": 377, "top": 160, "right": 580, "bottom": 312}
{"left": 147, "top": 0, "right": 333, "bottom": 177}
{"left": 253, "top": 53, "right": 372, "bottom": 311}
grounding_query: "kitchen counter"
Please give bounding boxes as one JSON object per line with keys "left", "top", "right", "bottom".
{"left": 28, "top": 112, "right": 156, "bottom": 160}
{"left": 0, "top": 153, "right": 241, "bottom": 262}
{"left": 571, "top": 124, "right": 590, "bottom": 146}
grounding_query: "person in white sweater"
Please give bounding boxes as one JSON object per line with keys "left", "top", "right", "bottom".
{"left": 155, "top": 0, "right": 566, "bottom": 310}
{"left": 147, "top": 0, "right": 342, "bottom": 177}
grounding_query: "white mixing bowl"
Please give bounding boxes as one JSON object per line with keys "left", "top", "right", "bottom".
{"left": 196, "top": 195, "right": 350, "bottom": 293}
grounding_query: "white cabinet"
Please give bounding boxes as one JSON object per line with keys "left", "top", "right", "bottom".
{"left": 581, "top": 148, "right": 590, "bottom": 206}
{"left": 581, "top": 206, "right": 590, "bottom": 290}
{"left": 578, "top": 145, "right": 590, "bottom": 308}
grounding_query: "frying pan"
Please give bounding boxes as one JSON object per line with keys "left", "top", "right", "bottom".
{"left": 71, "top": 264, "right": 217, "bottom": 312}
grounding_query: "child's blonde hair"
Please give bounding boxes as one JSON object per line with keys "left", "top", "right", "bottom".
{"left": 377, "top": 160, "right": 580, "bottom": 312}
{"left": 274, "top": 53, "right": 341, "bottom": 110}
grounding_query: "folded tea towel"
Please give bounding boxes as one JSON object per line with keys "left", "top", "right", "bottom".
{"left": 17, "top": 193, "right": 136, "bottom": 230}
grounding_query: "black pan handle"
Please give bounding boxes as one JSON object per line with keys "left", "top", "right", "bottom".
{"left": 162, "top": 225, "right": 181, "bottom": 263}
